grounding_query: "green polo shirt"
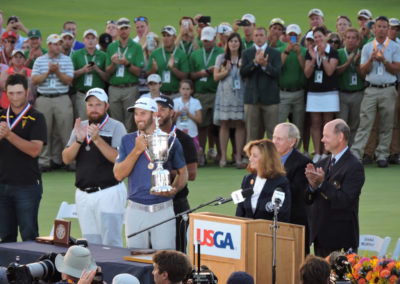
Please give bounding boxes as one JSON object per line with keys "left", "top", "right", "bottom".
{"left": 106, "top": 38, "right": 144, "bottom": 85}
{"left": 72, "top": 48, "right": 107, "bottom": 92}
{"left": 277, "top": 43, "right": 307, "bottom": 89}
{"left": 24, "top": 47, "right": 48, "bottom": 69}
{"left": 178, "top": 40, "right": 196, "bottom": 58}
{"left": 147, "top": 47, "right": 189, "bottom": 93}
{"left": 196, "top": 37, "right": 204, "bottom": 48}
{"left": 242, "top": 37, "right": 254, "bottom": 50}
{"left": 268, "top": 39, "right": 285, "bottom": 49}
{"left": 337, "top": 48, "right": 364, "bottom": 92}
{"left": 189, "top": 45, "right": 223, "bottom": 93}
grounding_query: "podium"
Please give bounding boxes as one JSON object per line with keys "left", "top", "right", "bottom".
{"left": 189, "top": 212, "right": 305, "bottom": 284}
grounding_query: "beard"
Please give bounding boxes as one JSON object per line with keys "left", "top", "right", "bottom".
{"left": 88, "top": 112, "right": 106, "bottom": 124}
{"left": 136, "top": 115, "right": 153, "bottom": 132}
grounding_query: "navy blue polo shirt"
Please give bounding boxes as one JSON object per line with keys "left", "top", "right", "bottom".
{"left": 117, "top": 132, "right": 186, "bottom": 205}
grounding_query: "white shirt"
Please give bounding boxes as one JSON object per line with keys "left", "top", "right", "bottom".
{"left": 251, "top": 176, "right": 267, "bottom": 213}
{"left": 254, "top": 42, "right": 268, "bottom": 52}
{"left": 173, "top": 97, "right": 202, "bottom": 138}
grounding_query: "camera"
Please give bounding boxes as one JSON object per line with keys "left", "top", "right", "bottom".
{"left": 329, "top": 252, "right": 352, "bottom": 284}
{"left": 198, "top": 16, "right": 211, "bottom": 25}
{"left": 0, "top": 253, "right": 61, "bottom": 284}
{"left": 186, "top": 266, "right": 218, "bottom": 284}
{"left": 88, "top": 61, "right": 95, "bottom": 67}
{"left": 237, "top": 20, "right": 251, "bottom": 27}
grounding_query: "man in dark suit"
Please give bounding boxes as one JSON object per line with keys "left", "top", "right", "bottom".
{"left": 240, "top": 27, "right": 282, "bottom": 141}
{"left": 305, "top": 119, "right": 365, "bottom": 257}
{"left": 273, "top": 122, "right": 311, "bottom": 255}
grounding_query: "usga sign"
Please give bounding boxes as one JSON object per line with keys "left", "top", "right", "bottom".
{"left": 193, "top": 219, "right": 241, "bottom": 259}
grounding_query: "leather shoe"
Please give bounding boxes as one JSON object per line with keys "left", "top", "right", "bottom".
{"left": 362, "top": 154, "right": 373, "bottom": 165}
{"left": 377, "top": 160, "right": 388, "bottom": 168}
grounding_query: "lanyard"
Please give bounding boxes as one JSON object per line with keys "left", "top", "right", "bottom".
{"left": 202, "top": 47, "right": 215, "bottom": 68}
{"left": 84, "top": 53, "right": 96, "bottom": 65}
{"left": 180, "top": 41, "right": 193, "bottom": 56}
{"left": 344, "top": 47, "right": 358, "bottom": 70}
{"left": 138, "top": 130, "right": 152, "bottom": 162}
{"left": 373, "top": 38, "right": 389, "bottom": 56}
{"left": 118, "top": 45, "right": 129, "bottom": 58}
{"left": 6, "top": 103, "right": 31, "bottom": 131}
{"left": 161, "top": 46, "right": 177, "bottom": 66}
{"left": 85, "top": 114, "right": 109, "bottom": 144}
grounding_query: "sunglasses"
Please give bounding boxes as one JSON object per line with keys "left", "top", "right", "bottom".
{"left": 270, "top": 18, "right": 284, "bottom": 26}
{"left": 134, "top": 16, "right": 147, "bottom": 23}
{"left": 117, "top": 21, "right": 130, "bottom": 26}
{"left": 107, "top": 20, "right": 116, "bottom": 25}
{"left": 328, "top": 40, "right": 340, "bottom": 45}
{"left": 6, "top": 40, "right": 16, "bottom": 44}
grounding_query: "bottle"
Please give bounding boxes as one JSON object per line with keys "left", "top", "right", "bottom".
{"left": 180, "top": 103, "right": 189, "bottom": 134}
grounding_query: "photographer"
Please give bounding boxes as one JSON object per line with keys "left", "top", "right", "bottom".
{"left": 152, "top": 250, "right": 192, "bottom": 284}
{"left": 5, "top": 16, "right": 29, "bottom": 50}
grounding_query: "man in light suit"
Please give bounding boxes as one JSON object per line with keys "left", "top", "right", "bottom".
{"left": 240, "top": 27, "right": 282, "bottom": 142}
{"left": 273, "top": 122, "right": 311, "bottom": 255}
{"left": 305, "top": 119, "right": 365, "bottom": 257}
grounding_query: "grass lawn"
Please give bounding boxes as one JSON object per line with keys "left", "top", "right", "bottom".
{"left": 38, "top": 162, "right": 400, "bottom": 254}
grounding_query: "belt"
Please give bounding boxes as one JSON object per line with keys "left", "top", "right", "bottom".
{"left": 111, "top": 83, "right": 137, "bottom": 88}
{"left": 78, "top": 182, "right": 119, "bottom": 194}
{"left": 280, "top": 88, "right": 303, "bottom": 92}
{"left": 367, "top": 82, "right": 396, "bottom": 89}
{"left": 340, "top": 89, "right": 364, "bottom": 93}
{"left": 37, "top": 92, "right": 68, "bottom": 98}
{"left": 127, "top": 200, "right": 172, "bottom": 213}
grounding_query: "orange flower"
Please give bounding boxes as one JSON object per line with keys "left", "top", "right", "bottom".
{"left": 388, "top": 275, "right": 398, "bottom": 284}
{"left": 365, "top": 270, "right": 373, "bottom": 281}
{"left": 354, "top": 263, "right": 362, "bottom": 272}
{"left": 386, "top": 262, "right": 395, "bottom": 270}
{"left": 358, "top": 278, "right": 366, "bottom": 284}
{"left": 379, "top": 269, "right": 391, "bottom": 278}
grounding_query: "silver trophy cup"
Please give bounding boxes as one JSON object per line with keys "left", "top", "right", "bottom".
{"left": 146, "top": 119, "right": 176, "bottom": 193}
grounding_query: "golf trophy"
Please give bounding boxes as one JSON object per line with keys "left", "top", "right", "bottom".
{"left": 146, "top": 117, "right": 176, "bottom": 193}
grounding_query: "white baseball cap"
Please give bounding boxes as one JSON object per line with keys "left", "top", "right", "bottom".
{"left": 83, "top": 29, "right": 98, "bottom": 38}
{"left": 306, "top": 31, "right": 314, "bottom": 40}
{"left": 128, "top": 97, "right": 158, "bottom": 112}
{"left": 112, "top": 274, "right": 140, "bottom": 284}
{"left": 358, "top": 9, "right": 372, "bottom": 20}
{"left": 308, "top": 8, "right": 324, "bottom": 17}
{"left": 85, "top": 88, "right": 108, "bottom": 103}
{"left": 161, "top": 25, "right": 177, "bottom": 36}
{"left": 147, "top": 73, "right": 161, "bottom": 84}
{"left": 217, "top": 24, "right": 233, "bottom": 35}
{"left": 389, "top": 18, "right": 400, "bottom": 27}
{"left": 55, "top": 246, "right": 97, "bottom": 279}
{"left": 11, "top": 49, "right": 25, "bottom": 57}
{"left": 117, "top": 17, "right": 131, "bottom": 29}
{"left": 46, "top": 34, "right": 63, "bottom": 44}
{"left": 241, "top": 13, "right": 256, "bottom": 24}
{"left": 286, "top": 24, "right": 301, "bottom": 35}
{"left": 60, "top": 30, "right": 75, "bottom": 39}
{"left": 201, "top": 26, "right": 216, "bottom": 41}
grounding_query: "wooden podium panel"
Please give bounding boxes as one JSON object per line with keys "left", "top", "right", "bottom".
{"left": 189, "top": 212, "right": 304, "bottom": 284}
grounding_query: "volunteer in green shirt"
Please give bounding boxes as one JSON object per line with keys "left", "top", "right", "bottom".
{"left": 277, "top": 24, "right": 306, "bottom": 138}
{"left": 189, "top": 26, "right": 223, "bottom": 161}
{"left": 177, "top": 16, "right": 199, "bottom": 58}
{"left": 336, "top": 27, "right": 364, "bottom": 145}
{"left": 233, "top": 14, "right": 256, "bottom": 50}
{"left": 147, "top": 25, "right": 189, "bottom": 97}
{"left": 24, "top": 29, "right": 47, "bottom": 69}
{"left": 268, "top": 18, "right": 285, "bottom": 49}
{"left": 72, "top": 29, "right": 108, "bottom": 119}
{"left": 106, "top": 17, "right": 144, "bottom": 132}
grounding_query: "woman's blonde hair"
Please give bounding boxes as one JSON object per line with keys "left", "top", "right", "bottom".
{"left": 244, "top": 138, "right": 286, "bottom": 179}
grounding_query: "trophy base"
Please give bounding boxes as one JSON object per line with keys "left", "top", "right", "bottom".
{"left": 150, "top": 185, "right": 173, "bottom": 193}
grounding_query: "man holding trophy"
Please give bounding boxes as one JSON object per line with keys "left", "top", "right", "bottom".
{"left": 114, "top": 97, "right": 188, "bottom": 249}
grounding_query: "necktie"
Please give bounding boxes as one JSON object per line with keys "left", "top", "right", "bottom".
{"left": 329, "top": 157, "right": 336, "bottom": 173}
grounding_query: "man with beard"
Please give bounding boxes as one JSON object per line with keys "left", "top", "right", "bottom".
{"left": 155, "top": 95, "right": 197, "bottom": 252}
{"left": 114, "top": 97, "right": 187, "bottom": 249}
{"left": 62, "top": 88, "right": 127, "bottom": 246}
{"left": 61, "top": 31, "right": 75, "bottom": 57}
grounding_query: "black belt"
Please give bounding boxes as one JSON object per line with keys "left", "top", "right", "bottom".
{"left": 78, "top": 182, "right": 119, "bottom": 193}
{"left": 340, "top": 89, "right": 364, "bottom": 93}
{"left": 37, "top": 92, "right": 68, "bottom": 98}
{"left": 111, "top": 83, "right": 137, "bottom": 88}
{"left": 367, "top": 82, "right": 396, "bottom": 89}
{"left": 280, "top": 88, "right": 303, "bottom": 92}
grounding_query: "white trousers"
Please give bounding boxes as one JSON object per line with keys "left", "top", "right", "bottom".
{"left": 75, "top": 182, "right": 127, "bottom": 247}
{"left": 125, "top": 200, "right": 176, "bottom": 249}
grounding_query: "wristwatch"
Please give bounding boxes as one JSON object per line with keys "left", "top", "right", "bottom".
{"left": 322, "top": 56, "right": 328, "bottom": 61}
{"left": 125, "top": 63, "right": 131, "bottom": 68}
{"left": 76, "top": 140, "right": 84, "bottom": 145}
{"left": 284, "top": 50, "right": 290, "bottom": 55}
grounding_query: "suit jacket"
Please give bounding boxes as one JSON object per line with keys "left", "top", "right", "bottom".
{"left": 236, "top": 174, "right": 291, "bottom": 222}
{"left": 306, "top": 149, "right": 365, "bottom": 250}
{"left": 284, "top": 149, "right": 311, "bottom": 227}
{"left": 240, "top": 45, "right": 282, "bottom": 105}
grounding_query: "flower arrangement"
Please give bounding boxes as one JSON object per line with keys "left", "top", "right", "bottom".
{"left": 345, "top": 253, "right": 400, "bottom": 284}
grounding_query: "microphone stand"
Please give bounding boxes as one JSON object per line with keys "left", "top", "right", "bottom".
{"left": 271, "top": 201, "right": 280, "bottom": 284}
{"left": 127, "top": 196, "right": 224, "bottom": 252}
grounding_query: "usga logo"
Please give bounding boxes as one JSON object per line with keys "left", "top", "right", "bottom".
{"left": 196, "top": 228, "right": 234, "bottom": 250}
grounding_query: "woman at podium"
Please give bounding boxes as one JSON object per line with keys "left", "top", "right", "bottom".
{"left": 235, "top": 139, "right": 291, "bottom": 222}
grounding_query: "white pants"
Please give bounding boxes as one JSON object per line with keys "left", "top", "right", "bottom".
{"left": 75, "top": 183, "right": 127, "bottom": 247}
{"left": 125, "top": 200, "right": 176, "bottom": 249}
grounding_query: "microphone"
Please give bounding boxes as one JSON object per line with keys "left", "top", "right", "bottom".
{"left": 265, "top": 187, "right": 285, "bottom": 212}
{"left": 214, "top": 188, "right": 254, "bottom": 205}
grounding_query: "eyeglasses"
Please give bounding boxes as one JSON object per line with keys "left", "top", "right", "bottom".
{"left": 134, "top": 16, "right": 148, "bottom": 23}
{"left": 106, "top": 20, "right": 116, "bottom": 25}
